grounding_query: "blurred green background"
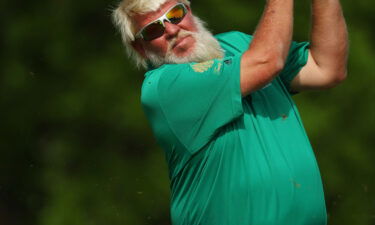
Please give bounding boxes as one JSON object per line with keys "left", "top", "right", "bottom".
{"left": 0, "top": 0, "right": 374, "bottom": 224}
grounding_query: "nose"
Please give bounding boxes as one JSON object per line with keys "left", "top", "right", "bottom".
{"left": 164, "top": 20, "right": 180, "bottom": 39}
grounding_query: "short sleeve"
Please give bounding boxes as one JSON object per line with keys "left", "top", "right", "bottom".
{"left": 279, "top": 41, "right": 310, "bottom": 92}
{"left": 145, "top": 55, "right": 243, "bottom": 154}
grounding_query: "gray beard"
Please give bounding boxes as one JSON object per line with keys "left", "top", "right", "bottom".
{"left": 145, "top": 16, "right": 224, "bottom": 68}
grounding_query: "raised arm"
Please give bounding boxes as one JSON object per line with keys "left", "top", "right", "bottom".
{"left": 240, "top": 0, "right": 294, "bottom": 96}
{"left": 291, "top": 0, "right": 348, "bottom": 91}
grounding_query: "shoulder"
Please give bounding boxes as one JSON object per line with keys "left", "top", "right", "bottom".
{"left": 215, "top": 31, "right": 253, "bottom": 55}
{"left": 141, "top": 63, "right": 191, "bottom": 107}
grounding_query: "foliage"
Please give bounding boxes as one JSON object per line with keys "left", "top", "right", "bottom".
{"left": 0, "top": 0, "right": 374, "bottom": 224}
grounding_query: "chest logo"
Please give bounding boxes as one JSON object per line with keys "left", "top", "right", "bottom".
{"left": 191, "top": 60, "right": 215, "bottom": 73}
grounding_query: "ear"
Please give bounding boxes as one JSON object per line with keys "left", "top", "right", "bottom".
{"left": 131, "top": 40, "right": 147, "bottom": 58}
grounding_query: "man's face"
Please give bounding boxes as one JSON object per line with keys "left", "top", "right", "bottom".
{"left": 132, "top": 0, "right": 198, "bottom": 59}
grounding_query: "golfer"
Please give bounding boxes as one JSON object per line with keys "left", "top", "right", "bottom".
{"left": 112, "top": 0, "right": 348, "bottom": 224}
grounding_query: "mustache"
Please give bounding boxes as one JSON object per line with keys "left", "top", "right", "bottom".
{"left": 167, "top": 30, "right": 196, "bottom": 51}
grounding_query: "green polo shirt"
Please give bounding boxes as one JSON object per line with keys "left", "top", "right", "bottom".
{"left": 141, "top": 31, "right": 327, "bottom": 225}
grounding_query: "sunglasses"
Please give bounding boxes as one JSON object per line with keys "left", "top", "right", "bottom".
{"left": 135, "top": 3, "right": 188, "bottom": 41}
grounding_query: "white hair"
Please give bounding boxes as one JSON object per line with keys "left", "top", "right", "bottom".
{"left": 112, "top": 0, "right": 191, "bottom": 68}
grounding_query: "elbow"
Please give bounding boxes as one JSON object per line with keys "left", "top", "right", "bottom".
{"left": 272, "top": 58, "right": 285, "bottom": 74}
{"left": 255, "top": 57, "right": 285, "bottom": 85}
{"left": 337, "top": 69, "right": 348, "bottom": 83}
{"left": 257, "top": 56, "right": 286, "bottom": 87}
{"left": 265, "top": 51, "right": 286, "bottom": 72}
{"left": 331, "top": 67, "right": 348, "bottom": 85}
{"left": 260, "top": 54, "right": 286, "bottom": 76}
{"left": 322, "top": 69, "right": 348, "bottom": 89}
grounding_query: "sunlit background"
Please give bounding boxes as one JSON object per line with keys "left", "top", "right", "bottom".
{"left": 0, "top": 0, "right": 374, "bottom": 224}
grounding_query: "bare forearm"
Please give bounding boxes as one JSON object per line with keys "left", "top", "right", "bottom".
{"left": 241, "top": 0, "right": 294, "bottom": 95}
{"left": 310, "top": 0, "right": 348, "bottom": 77}
{"left": 250, "top": 0, "right": 293, "bottom": 63}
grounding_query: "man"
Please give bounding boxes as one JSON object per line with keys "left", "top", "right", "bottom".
{"left": 113, "top": 0, "right": 348, "bottom": 224}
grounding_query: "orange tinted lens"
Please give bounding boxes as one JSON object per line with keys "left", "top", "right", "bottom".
{"left": 166, "top": 5, "right": 186, "bottom": 24}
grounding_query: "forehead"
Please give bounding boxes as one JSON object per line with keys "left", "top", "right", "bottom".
{"left": 132, "top": 0, "right": 179, "bottom": 30}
